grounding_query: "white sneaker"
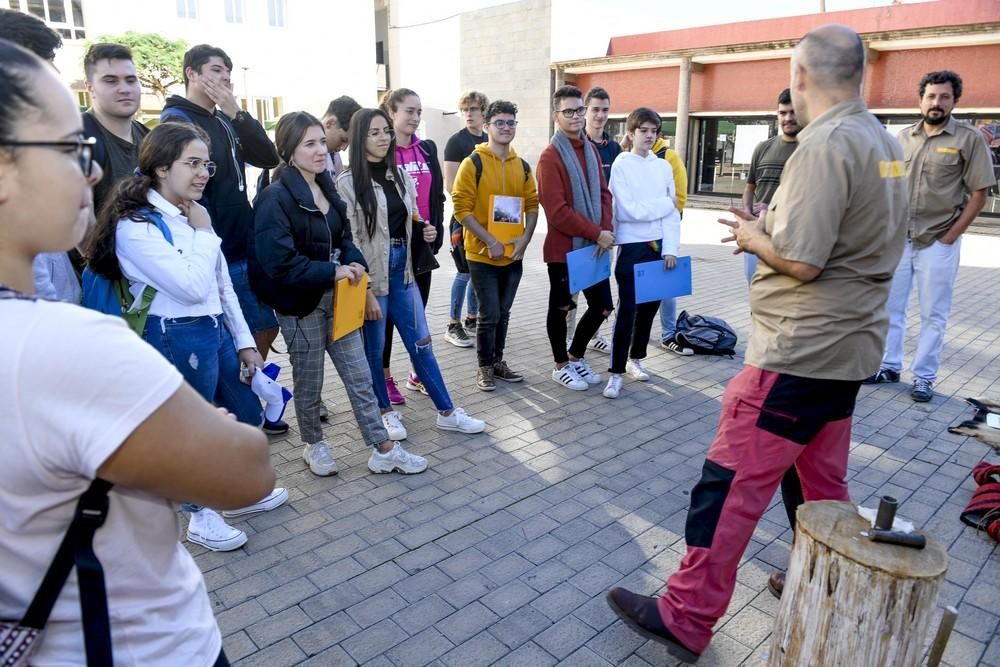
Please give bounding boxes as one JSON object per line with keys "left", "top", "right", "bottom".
{"left": 571, "top": 358, "right": 601, "bottom": 384}
{"left": 552, "top": 365, "right": 588, "bottom": 391}
{"left": 588, "top": 335, "right": 611, "bottom": 354}
{"left": 368, "top": 442, "right": 428, "bottom": 474}
{"left": 222, "top": 487, "right": 289, "bottom": 518}
{"left": 603, "top": 375, "right": 623, "bottom": 399}
{"left": 437, "top": 407, "right": 486, "bottom": 434}
{"left": 302, "top": 440, "right": 338, "bottom": 477}
{"left": 382, "top": 411, "right": 407, "bottom": 440}
{"left": 186, "top": 508, "right": 248, "bottom": 552}
{"left": 626, "top": 359, "right": 651, "bottom": 382}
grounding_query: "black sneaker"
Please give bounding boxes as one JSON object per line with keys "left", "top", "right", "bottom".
{"left": 911, "top": 378, "right": 933, "bottom": 403}
{"left": 477, "top": 366, "right": 496, "bottom": 392}
{"left": 262, "top": 419, "right": 289, "bottom": 435}
{"left": 493, "top": 360, "right": 524, "bottom": 383}
{"left": 661, "top": 336, "right": 694, "bottom": 356}
{"left": 464, "top": 316, "right": 477, "bottom": 333}
{"left": 444, "top": 322, "right": 474, "bottom": 348}
{"left": 863, "top": 368, "right": 900, "bottom": 384}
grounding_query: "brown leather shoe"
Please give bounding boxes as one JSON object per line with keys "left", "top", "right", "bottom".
{"left": 767, "top": 571, "right": 785, "bottom": 599}
{"left": 606, "top": 587, "right": 701, "bottom": 663}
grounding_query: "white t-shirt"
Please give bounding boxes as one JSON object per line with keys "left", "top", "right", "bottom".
{"left": 0, "top": 299, "right": 221, "bottom": 666}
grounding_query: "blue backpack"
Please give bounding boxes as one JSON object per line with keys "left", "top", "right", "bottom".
{"left": 82, "top": 208, "right": 173, "bottom": 336}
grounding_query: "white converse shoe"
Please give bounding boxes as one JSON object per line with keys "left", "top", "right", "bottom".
{"left": 551, "top": 365, "right": 587, "bottom": 391}
{"left": 222, "top": 488, "right": 289, "bottom": 517}
{"left": 368, "top": 442, "right": 428, "bottom": 474}
{"left": 382, "top": 411, "right": 407, "bottom": 440}
{"left": 437, "top": 407, "right": 486, "bottom": 434}
{"left": 603, "top": 375, "right": 623, "bottom": 399}
{"left": 301, "top": 440, "right": 338, "bottom": 477}
{"left": 626, "top": 359, "right": 651, "bottom": 382}
{"left": 571, "top": 358, "right": 601, "bottom": 384}
{"left": 186, "top": 508, "right": 247, "bottom": 551}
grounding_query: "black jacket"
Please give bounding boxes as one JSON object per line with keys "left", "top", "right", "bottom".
{"left": 416, "top": 139, "right": 445, "bottom": 256}
{"left": 160, "top": 95, "right": 279, "bottom": 263}
{"left": 249, "top": 167, "right": 366, "bottom": 317}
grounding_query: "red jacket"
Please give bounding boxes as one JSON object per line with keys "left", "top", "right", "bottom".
{"left": 537, "top": 136, "right": 613, "bottom": 263}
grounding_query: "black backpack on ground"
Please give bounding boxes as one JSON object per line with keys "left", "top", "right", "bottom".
{"left": 674, "top": 310, "right": 738, "bottom": 356}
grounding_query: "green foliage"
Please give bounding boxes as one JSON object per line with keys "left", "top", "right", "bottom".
{"left": 92, "top": 31, "right": 187, "bottom": 100}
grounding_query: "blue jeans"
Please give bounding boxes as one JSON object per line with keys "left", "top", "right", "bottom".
{"left": 229, "top": 259, "right": 278, "bottom": 333}
{"left": 144, "top": 314, "right": 263, "bottom": 512}
{"left": 449, "top": 271, "right": 479, "bottom": 321}
{"left": 743, "top": 253, "right": 758, "bottom": 285}
{"left": 363, "top": 243, "right": 454, "bottom": 412}
{"left": 659, "top": 297, "right": 678, "bottom": 341}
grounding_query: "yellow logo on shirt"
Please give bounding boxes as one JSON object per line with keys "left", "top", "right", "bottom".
{"left": 936, "top": 147, "right": 959, "bottom": 154}
{"left": 879, "top": 160, "right": 906, "bottom": 178}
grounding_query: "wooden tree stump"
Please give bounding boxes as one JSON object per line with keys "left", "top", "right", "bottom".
{"left": 768, "top": 500, "right": 948, "bottom": 667}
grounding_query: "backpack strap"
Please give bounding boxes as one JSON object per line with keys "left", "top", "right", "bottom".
{"left": 160, "top": 106, "right": 194, "bottom": 124}
{"left": 119, "top": 209, "right": 173, "bottom": 335}
{"left": 81, "top": 111, "right": 107, "bottom": 170}
{"left": 470, "top": 153, "right": 531, "bottom": 186}
{"left": 20, "top": 479, "right": 114, "bottom": 664}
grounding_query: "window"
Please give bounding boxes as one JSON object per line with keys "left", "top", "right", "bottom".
{"left": 15, "top": 1, "right": 85, "bottom": 40}
{"left": 224, "top": 0, "right": 243, "bottom": 23}
{"left": 267, "top": 0, "right": 285, "bottom": 27}
{"left": 696, "top": 117, "right": 774, "bottom": 196}
{"left": 176, "top": 0, "right": 197, "bottom": 19}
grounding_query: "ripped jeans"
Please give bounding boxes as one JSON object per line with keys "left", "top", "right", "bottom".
{"left": 144, "top": 314, "right": 263, "bottom": 512}
{"left": 362, "top": 242, "right": 454, "bottom": 412}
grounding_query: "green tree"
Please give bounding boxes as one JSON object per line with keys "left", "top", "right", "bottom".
{"left": 94, "top": 31, "right": 187, "bottom": 101}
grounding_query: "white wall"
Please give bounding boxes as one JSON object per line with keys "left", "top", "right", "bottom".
{"left": 67, "top": 0, "right": 378, "bottom": 116}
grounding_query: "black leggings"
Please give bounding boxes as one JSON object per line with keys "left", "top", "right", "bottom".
{"left": 383, "top": 270, "right": 432, "bottom": 369}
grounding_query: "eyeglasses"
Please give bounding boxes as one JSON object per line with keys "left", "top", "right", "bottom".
{"left": 367, "top": 128, "right": 396, "bottom": 139}
{"left": 0, "top": 136, "right": 97, "bottom": 177}
{"left": 490, "top": 119, "right": 518, "bottom": 129}
{"left": 557, "top": 106, "right": 587, "bottom": 118}
{"left": 175, "top": 158, "right": 217, "bottom": 177}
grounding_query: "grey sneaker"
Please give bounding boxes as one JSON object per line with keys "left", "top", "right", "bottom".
{"left": 477, "top": 365, "right": 496, "bottom": 392}
{"left": 445, "top": 322, "right": 474, "bottom": 348}
{"left": 911, "top": 378, "right": 933, "bottom": 403}
{"left": 368, "top": 441, "right": 427, "bottom": 474}
{"left": 863, "top": 368, "right": 900, "bottom": 384}
{"left": 493, "top": 360, "right": 524, "bottom": 383}
{"left": 302, "top": 440, "right": 338, "bottom": 476}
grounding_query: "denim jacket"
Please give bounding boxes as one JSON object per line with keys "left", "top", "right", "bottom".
{"left": 337, "top": 166, "right": 417, "bottom": 296}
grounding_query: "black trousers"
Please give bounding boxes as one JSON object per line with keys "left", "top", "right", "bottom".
{"left": 610, "top": 242, "right": 661, "bottom": 374}
{"left": 546, "top": 262, "right": 613, "bottom": 364}
{"left": 468, "top": 260, "right": 523, "bottom": 367}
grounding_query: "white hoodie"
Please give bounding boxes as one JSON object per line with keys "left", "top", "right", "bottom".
{"left": 609, "top": 151, "right": 681, "bottom": 257}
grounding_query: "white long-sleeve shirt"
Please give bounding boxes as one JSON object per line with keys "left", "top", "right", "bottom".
{"left": 609, "top": 151, "right": 681, "bottom": 257}
{"left": 115, "top": 189, "right": 255, "bottom": 350}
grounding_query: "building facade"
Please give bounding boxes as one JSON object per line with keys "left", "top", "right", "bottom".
{"left": 553, "top": 0, "right": 1000, "bottom": 216}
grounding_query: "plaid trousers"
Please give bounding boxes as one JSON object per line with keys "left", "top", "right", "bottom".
{"left": 277, "top": 290, "right": 388, "bottom": 448}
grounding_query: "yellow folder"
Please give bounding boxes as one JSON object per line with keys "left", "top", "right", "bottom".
{"left": 488, "top": 195, "right": 524, "bottom": 258}
{"left": 331, "top": 272, "right": 368, "bottom": 341}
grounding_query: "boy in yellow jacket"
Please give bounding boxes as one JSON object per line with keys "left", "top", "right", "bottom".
{"left": 451, "top": 100, "right": 539, "bottom": 391}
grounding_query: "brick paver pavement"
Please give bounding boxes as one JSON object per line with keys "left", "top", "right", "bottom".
{"left": 194, "top": 210, "right": 1000, "bottom": 666}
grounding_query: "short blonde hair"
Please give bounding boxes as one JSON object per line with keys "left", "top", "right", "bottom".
{"left": 457, "top": 90, "right": 488, "bottom": 111}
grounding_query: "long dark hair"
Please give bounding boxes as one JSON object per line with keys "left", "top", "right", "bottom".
{"left": 270, "top": 110, "right": 323, "bottom": 184}
{"left": 85, "top": 122, "right": 210, "bottom": 279}
{"left": 347, "top": 108, "right": 399, "bottom": 241}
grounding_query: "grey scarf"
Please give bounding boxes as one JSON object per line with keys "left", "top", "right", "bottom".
{"left": 551, "top": 130, "right": 602, "bottom": 249}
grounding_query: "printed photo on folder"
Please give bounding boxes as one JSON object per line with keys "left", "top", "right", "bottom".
{"left": 566, "top": 245, "right": 612, "bottom": 293}
{"left": 633, "top": 256, "right": 692, "bottom": 304}
{"left": 332, "top": 272, "right": 368, "bottom": 341}
{"left": 487, "top": 195, "right": 524, "bottom": 258}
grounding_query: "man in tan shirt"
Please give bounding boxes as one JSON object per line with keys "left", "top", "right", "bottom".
{"left": 865, "top": 71, "right": 995, "bottom": 402}
{"left": 605, "top": 25, "right": 908, "bottom": 662}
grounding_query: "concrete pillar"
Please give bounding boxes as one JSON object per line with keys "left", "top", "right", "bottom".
{"left": 676, "top": 56, "right": 692, "bottom": 165}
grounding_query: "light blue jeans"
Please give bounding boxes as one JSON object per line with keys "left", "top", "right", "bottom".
{"left": 450, "top": 271, "right": 479, "bottom": 321}
{"left": 363, "top": 243, "right": 454, "bottom": 412}
{"left": 659, "top": 297, "right": 678, "bottom": 342}
{"left": 744, "top": 253, "right": 759, "bottom": 285}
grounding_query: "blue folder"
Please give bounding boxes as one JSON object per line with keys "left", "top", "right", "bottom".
{"left": 634, "top": 256, "right": 693, "bottom": 304}
{"left": 566, "top": 245, "right": 612, "bottom": 293}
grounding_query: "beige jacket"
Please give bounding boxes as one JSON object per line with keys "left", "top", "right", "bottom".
{"left": 337, "top": 166, "right": 417, "bottom": 296}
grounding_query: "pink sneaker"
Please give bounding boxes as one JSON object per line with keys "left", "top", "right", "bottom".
{"left": 406, "top": 373, "right": 429, "bottom": 396}
{"left": 385, "top": 376, "right": 406, "bottom": 405}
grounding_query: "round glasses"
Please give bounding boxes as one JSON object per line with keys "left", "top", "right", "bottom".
{"left": 175, "top": 158, "right": 217, "bottom": 177}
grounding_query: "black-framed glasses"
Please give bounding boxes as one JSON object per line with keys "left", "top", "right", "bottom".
{"left": 367, "top": 128, "right": 396, "bottom": 139}
{"left": 558, "top": 106, "right": 587, "bottom": 119}
{"left": 0, "top": 136, "right": 97, "bottom": 177}
{"left": 175, "top": 158, "right": 217, "bottom": 177}
{"left": 490, "top": 119, "right": 518, "bottom": 129}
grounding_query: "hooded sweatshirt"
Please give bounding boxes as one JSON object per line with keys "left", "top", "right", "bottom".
{"left": 609, "top": 151, "right": 681, "bottom": 257}
{"left": 451, "top": 143, "right": 539, "bottom": 267}
{"left": 160, "top": 95, "right": 279, "bottom": 262}
{"left": 652, "top": 137, "right": 688, "bottom": 211}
